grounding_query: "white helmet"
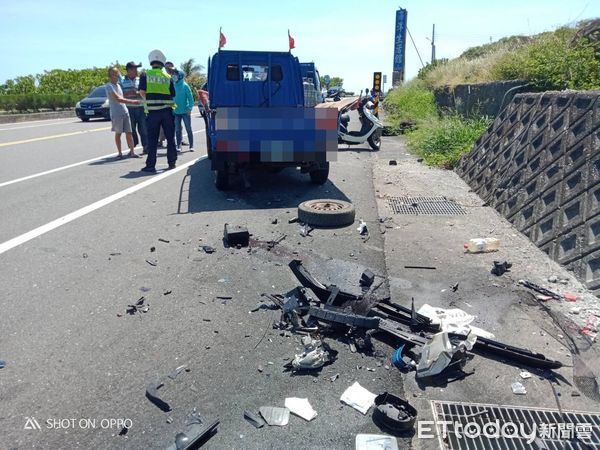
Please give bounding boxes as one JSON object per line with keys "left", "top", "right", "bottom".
{"left": 148, "top": 49, "right": 167, "bottom": 65}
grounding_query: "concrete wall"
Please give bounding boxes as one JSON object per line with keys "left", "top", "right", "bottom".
{"left": 455, "top": 90, "right": 600, "bottom": 292}
{"left": 434, "top": 80, "right": 533, "bottom": 117}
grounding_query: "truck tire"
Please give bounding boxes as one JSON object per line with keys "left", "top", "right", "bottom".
{"left": 368, "top": 129, "right": 381, "bottom": 151}
{"left": 215, "top": 168, "right": 229, "bottom": 190}
{"left": 309, "top": 162, "right": 329, "bottom": 185}
{"left": 298, "top": 199, "right": 355, "bottom": 227}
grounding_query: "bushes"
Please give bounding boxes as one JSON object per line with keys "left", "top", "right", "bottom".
{"left": 383, "top": 80, "right": 437, "bottom": 124}
{"left": 0, "top": 93, "right": 81, "bottom": 112}
{"left": 406, "top": 115, "right": 491, "bottom": 169}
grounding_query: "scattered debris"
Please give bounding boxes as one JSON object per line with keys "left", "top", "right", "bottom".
{"left": 518, "top": 280, "right": 562, "bottom": 301}
{"left": 417, "top": 304, "right": 494, "bottom": 339}
{"left": 404, "top": 265, "right": 436, "bottom": 270}
{"left": 290, "top": 336, "right": 333, "bottom": 370}
{"left": 259, "top": 406, "right": 290, "bottom": 426}
{"left": 288, "top": 217, "right": 299, "bottom": 224}
{"left": 271, "top": 218, "right": 278, "bottom": 225}
{"left": 564, "top": 293, "right": 578, "bottom": 302}
{"left": 166, "top": 417, "right": 173, "bottom": 424}
{"left": 82, "top": 253, "right": 88, "bottom": 258}
{"left": 168, "top": 365, "right": 188, "bottom": 380}
{"left": 416, "top": 332, "right": 477, "bottom": 378}
{"left": 299, "top": 224, "right": 314, "bottom": 237}
{"left": 570, "top": 307, "right": 581, "bottom": 315}
{"left": 150, "top": 246, "right": 156, "bottom": 253}
{"left": 391, "top": 345, "right": 414, "bottom": 371}
{"left": 146, "top": 381, "right": 171, "bottom": 411}
{"left": 163, "top": 290, "right": 172, "bottom": 296}
{"left": 548, "top": 275, "right": 558, "bottom": 283}
{"left": 223, "top": 224, "right": 250, "bottom": 247}
{"left": 284, "top": 397, "right": 317, "bottom": 421}
{"left": 243, "top": 410, "right": 265, "bottom": 429}
{"left": 464, "top": 237, "right": 500, "bottom": 253}
{"left": 0, "top": 360, "right": 5, "bottom": 369}
{"left": 158, "top": 238, "right": 170, "bottom": 243}
{"left": 266, "top": 234, "right": 286, "bottom": 250}
{"left": 511, "top": 381, "right": 527, "bottom": 395}
{"left": 359, "top": 269, "right": 375, "bottom": 287}
{"left": 109, "top": 252, "right": 122, "bottom": 256}
{"left": 201, "top": 246, "right": 216, "bottom": 254}
{"left": 216, "top": 295, "right": 233, "bottom": 300}
{"left": 330, "top": 373, "right": 339, "bottom": 382}
{"left": 126, "top": 297, "right": 149, "bottom": 315}
{"left": 373, "top": 392, "right": 417, "bottom": 433}
{"left": 165, "top": 410, "right": 219, "bottom": 450}
{"left": 355, "top": 434, "right": 398, "bottom": 450}
{"left": 520, "top": 371, "right": 532, "bottom": 379}
{"left": 118, "top": 426, "right": 129, "bottom": 436}
{"left": 451, "top": 282, "right": 459, "bottom": 292}
{"left": 145, "top": 259, "right": 158, "bottom": 266}
{"left": 491, "top": 261, "right": 512, "bottom": 276}
{"left": 340, "top": 382, "right": 377, "bottom": 415}
{"left": 357, "top": 220, "right": 368, "bottom": 236}
{"left": 388, "top": 160, "right": 397, "bottom": 166}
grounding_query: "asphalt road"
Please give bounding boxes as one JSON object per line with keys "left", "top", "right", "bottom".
{"left": 0, "top": 114, "right": 397, "bottom": 449}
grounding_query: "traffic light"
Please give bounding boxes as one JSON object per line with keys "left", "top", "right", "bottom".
{"left": 372, "top": 72, "right": 381, "bottom": 94}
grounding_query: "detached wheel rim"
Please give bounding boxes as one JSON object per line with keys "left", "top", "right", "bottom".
{"left": 307, "top": 200, "right": 347, "bottom": 212}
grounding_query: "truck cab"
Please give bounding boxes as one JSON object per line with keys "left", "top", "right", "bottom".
{"left": 206, "top": 50, "right": 338, "bottom": 190}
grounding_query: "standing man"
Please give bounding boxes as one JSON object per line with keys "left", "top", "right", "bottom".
{"left": 106, "top": 66, "right": 141, "bottom": 159}
{"left": 120, "top": 62, "right": 148, "bottom": 154}
{"left": 173, "top": 70, "right": 195, "bottom": 152}
{"left": 138, "top": 49, "right": 177, "bottom": 172}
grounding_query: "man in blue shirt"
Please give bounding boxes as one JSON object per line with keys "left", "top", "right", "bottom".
{"left": 120, "top": 62, "right": 148, "bottom": 154}
{"left": 172, "top": 70, "right": 195, "bottom": 152}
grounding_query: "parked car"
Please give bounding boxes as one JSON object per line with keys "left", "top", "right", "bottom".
{"left": 75, "top": 86, "right": 110, "bottom": 121}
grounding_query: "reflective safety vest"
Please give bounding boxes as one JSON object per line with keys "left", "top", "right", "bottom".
{"left": 144, "top": 68, "right": 174, "bottom": 112}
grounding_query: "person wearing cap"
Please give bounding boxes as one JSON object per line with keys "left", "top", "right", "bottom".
{"left": 138, "top": 49, "right": 177, "bottom": 172}
{"left": 172, "top": 70, "right": 195, "bottom": 152}
{"left": 120, "top": 62, "right": 148, "bottom": 154}
{"left": 105, "top": 66, "right": 141, "bottom": 159}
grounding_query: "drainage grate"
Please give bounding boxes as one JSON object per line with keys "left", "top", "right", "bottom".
{"left": 387, "top": 196, "right": 466, "bottom": 215}
{"left": 431, "top": 400, "right": 600, "bottom": 450}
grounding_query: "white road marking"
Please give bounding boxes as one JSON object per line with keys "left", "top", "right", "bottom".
{"left": 0, "top": 117, "right": 76, "bottom": 129}
{"left": 0, "top": 119, "right": 80, "bottom": 131}
{"left": 0, "top": 129, "right": 205, "bottom": 188}
{"left": 0, "top": 156, "right": 207, "bottom": 255}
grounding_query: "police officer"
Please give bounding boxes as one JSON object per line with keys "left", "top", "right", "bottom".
{"left": 139, "top": 49, "right": 177, "bottom": 172}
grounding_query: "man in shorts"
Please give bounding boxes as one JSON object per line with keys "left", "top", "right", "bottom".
{"left": 106, "top": 66, "right": 142, "bottom": 158}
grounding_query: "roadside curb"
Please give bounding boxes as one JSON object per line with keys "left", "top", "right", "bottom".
{"left": 0, "top": 109, "right": 76, "bottom": 124}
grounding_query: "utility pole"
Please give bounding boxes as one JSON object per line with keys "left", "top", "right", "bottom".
{"left": 431, "top": 24, "right": 436, "bottom": 64}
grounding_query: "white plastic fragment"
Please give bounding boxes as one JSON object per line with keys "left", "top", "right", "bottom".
{"left": 340, "top": 382, "right": 377, "bottom": 415}
{"left": 284, "top": 397, "right": 317, "bottom": 421}
{"left": 417, "top": 304, "right": 495, "bottom": 339}
{"left": 520, "top": 371, "right": 532, "bottom": 379}
{"left": 511, "top": 382, "right": 527, "bottom": 395}
{"left": 355, "top": 434, "right": 399, "bottom": 450}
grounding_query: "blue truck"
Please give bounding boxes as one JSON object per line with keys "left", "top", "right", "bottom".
{"left": 205, "top": 50, "right": 338, "bottom": 190}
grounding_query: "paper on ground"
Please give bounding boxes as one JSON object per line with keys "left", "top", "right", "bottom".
{"left": 418, "top": 303, "right": 495, "bottom": 339}
{"left": 340, "top": 382, "right": 376, "bottom": 415}
{"left": 284, "top": 397, "right": 317, "bottom": 421}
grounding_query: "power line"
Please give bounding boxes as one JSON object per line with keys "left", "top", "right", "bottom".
{"left": 406, "top": 26, "right": 425, "bottom": 68}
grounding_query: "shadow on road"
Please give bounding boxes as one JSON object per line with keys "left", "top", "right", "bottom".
{"left": 177, "top": 158, "right": 351, "bottom": 214}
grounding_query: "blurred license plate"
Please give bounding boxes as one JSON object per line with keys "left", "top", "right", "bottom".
{"left": 85, "top": 110, "right": 95, "bottom": 116}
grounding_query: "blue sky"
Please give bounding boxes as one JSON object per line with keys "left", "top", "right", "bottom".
{"left": 0, "top": 0, "right": 598, "bottom": 92}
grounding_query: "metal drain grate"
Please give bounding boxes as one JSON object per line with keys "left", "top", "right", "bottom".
{"left": 431, "top": 400, "right": 600, "bottom": 450}
{"left": 387, "top": 196, "right": 466, "bottom": 215}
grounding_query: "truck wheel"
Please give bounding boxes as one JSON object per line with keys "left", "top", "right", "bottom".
{"left": 215, "top": 168, "right": 229, "bottom": 190}
{"left": 298, "top": 199, "right": 356, "bottom": 227}
{"left": 368, "top": 129, "right": 381, "bottom": 151}
{"left": 309, "top": 162, "right": 329, "bottom": 185}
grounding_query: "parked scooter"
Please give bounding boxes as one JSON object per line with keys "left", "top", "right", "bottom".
{"left": 338, "top": 90, "right": 383, "bottom": 151}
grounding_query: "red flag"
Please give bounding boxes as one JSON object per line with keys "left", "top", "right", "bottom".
{"left": 219, "top": 28, "right": 227, "bottom": 49}
{"left": 288, "top": 29, "right": 295, "bottom": 50}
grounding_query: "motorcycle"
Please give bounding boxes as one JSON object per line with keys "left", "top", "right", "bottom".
{"left": 337, "top": 91, "right": 383, "bottom": 151}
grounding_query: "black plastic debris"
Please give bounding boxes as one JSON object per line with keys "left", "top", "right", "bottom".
{"left": 491, "top": 261, "right": 512, "bottom": 276}
{"left": 146, "top": 259, "right": 158, "bottom": 266}
{"left": 518, "top": 280, "right": 562, "bottom": 300}
{"left": 271, "top": 218, "right": 278, "bottom": 225}
{"left": 164, "top": 290, "right": 173, "bottom": 296}
{"left": 360, "top": 270, "right": 375, "bottom": 287}
{"left": 126, "top": 297, "right": 149, "bottom": 315}
{"left": 158, "top": 238, "right": 170, "bottom": 243}
{"left": 266, "top": 234, "right": 286, "bottom": 250}
{"left": 201, "top": 245, "right": 216, "bottom": 254}
{"left": 243, "top": 410, "right": 265, "bottom": 429}
{"left": 165, "top": 410, "right": 219, "bottom": 450}
{"left": 146, "top": 381, "right": 171, "bottom": 412}
{"left": 373, "top": 392, "right": 417, "bottom": 434}
{"left": 389, "top": 160, "right": 397, "bottom": 166}
{"left": 404, "top": 265, "right": 436, "bottom": 270}
{"left": 223, "top": 224, "right": 249, "bottom": 247}
{"left": 0, "top": 360, "right": 6, "bottom": 369}
{"left": 150, "top": 247, "right": 156, "bottom": 253}
{"left": 451, "top": 283, "right": 459, "bottom": 292}
{"left": 118, "top": 426, "right": 129, "bottom": 436}
{"left": 288, "top": 217, "right": 299, "bottom": 224}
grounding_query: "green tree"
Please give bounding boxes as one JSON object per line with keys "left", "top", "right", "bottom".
{"left": 319, "top": 76, "right": 343, "bottom": 88}
{"left": 180, "top": 58, "right": 204, "bottom": 78}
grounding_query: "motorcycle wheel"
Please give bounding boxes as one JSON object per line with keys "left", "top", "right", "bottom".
{"left": 368, "top": 129, "right": 382, "bottom": 151}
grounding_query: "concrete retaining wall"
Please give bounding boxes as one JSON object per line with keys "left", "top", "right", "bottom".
{"left": 456, "top": 90, "right": 600, "bottom": 292}
{"left": 0, "top": 109, "right": 76, "bottom": 124}
{"left": 434, "top": 80, "right": 533, "bottom": 117}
